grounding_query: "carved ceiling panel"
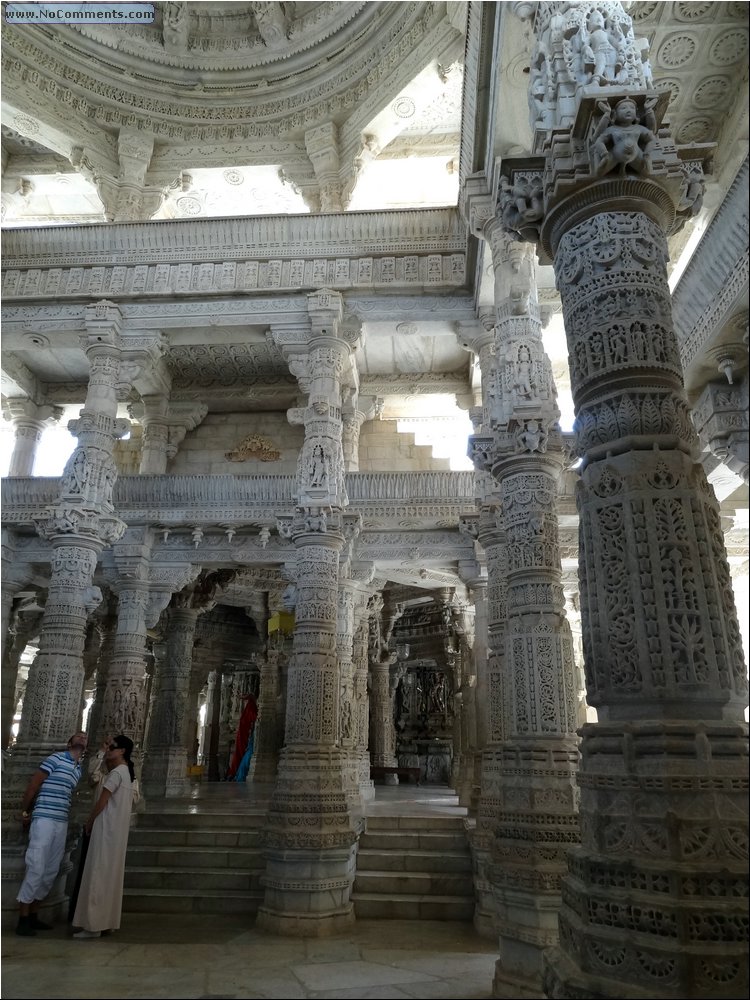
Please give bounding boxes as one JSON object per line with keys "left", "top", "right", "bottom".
{"left": 166, "top": 342, "right": 290, "bottom": 386}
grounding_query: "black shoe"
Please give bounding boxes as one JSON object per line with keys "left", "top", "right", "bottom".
{"left": 31, "top": 915, "right": 53, "bottom": 930}
{"left": 16, "top": 917, "right": 36, "bottom": 937}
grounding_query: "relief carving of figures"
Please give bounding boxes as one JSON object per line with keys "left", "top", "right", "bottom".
{"left": 499, "top": 174, "right": 543, "bottom": 241}
{"left": 309, "top": 443, "right": 329, "bottom": 488}
{"left": 580, "top": 8, "right": 627, "bottom": 85}
{"left": 429, "top": 671, "right": 447, "bottom": 713}
{"left": 303, "top": 506, "right": 328, "bottom": 533}
{"left": 589, "top": 97, "right": 657, "bottom": 178}
{"left": 513, "top": 345, "right": 536, "bottom": 401}
{"left": 516, "top": 418, "right": 549, "bottom": 454}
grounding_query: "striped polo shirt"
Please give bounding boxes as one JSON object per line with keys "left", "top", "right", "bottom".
{"left": 33, "top": 751, "right": 82, "bottom": 823}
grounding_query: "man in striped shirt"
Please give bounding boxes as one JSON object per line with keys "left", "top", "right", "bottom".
{"left": 17, "top": 731, "right": 88, "bottom": 936}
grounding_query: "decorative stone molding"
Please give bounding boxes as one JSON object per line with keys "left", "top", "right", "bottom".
{"left": 225, "top": 434, "right": 282, "bottom": 463}
{"left": 671, "top": 157, "right": 749, "bottom": 371}
{"left": 692, "top": 379, "right": 749, "bottom": 482}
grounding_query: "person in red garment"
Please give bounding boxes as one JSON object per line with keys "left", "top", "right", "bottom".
{"left": 226, "top": 693, "right": 258, "bottom": 780}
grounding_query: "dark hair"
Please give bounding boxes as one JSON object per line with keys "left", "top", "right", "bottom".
{"left": 111, "top": 734, "right": 135, "bottom": 782}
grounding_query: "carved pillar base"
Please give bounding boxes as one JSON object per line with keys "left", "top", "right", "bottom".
{"left": 256, "top": 746, "right": 362, "bottom": 936}
{"left": 543, "top": 720, "right": 748, "bottom": 1000}
{"left": 142, "top": 747, "right": 190, "bottom": 798}
{"left": 491, "top": 738, "right": 580, "bottom": 996}
{"left": 471, "top": 746, "right": 504, "bottom": 939}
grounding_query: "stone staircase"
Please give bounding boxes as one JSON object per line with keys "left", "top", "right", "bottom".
{"left": 122, "top": 801, "right": 267, "bottom": 916}
{"left": 121, "top": 791, "right": 475, "bottom": 922}
{"left": 353, "top": 814, "right": 475, "bottom": 920}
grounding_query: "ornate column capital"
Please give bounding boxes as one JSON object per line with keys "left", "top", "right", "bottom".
{"left": 83, "top": 300, "right": 123, "bottom": 347}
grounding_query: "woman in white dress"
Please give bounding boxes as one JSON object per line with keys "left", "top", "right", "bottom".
{"left": 72, "top": 734, "right": 136, "bottom": 939}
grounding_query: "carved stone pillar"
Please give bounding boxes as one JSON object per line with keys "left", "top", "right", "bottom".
{"left": 93, "top": 128, "right": 166, "bottom": 223}
{"left": 2, "top": 302, "right": 127, "bottom": 921}
{"left": 464, "top": 576, "right": 488, "bottom": 812}
{"left": 342, "top": 396, "right": 382, "bottom": 472}
{"left": 134, "top": 395, "right": 170, "bottom": 475}
{"left": 203, "top": 669, "right": 223, "bottom": 780}
{"left": 98, "top": 531, "right": 155, "bottom": 759}
{"left": 1, "top": 601, "right": 42, "bottom": 751}
{"left": 85, "top": 608, "right": 116, "bottom": 750}
{"left": 11, "top": 303, "right": 126, "bottom": 773}
{"left": 305, "top": 122, "right": 344, "bottom": 213}
{"left": 249, "top": 650, "right": 284, "bottom": 784}
{"left": 350, "top": 578, "right": 375, "bottom": 802}
{"left": 142, "top": 570, "right": 233, "bottom": 797}
{"left": 508, "top": 4, "right": 749, "bottom": 996}
{"left": 218, "top": 670, "right": 234, "bottom": 780}
{"left": 336, "top": 577, "right": 361, "bottom": 804}
{"left": 1, "top": 399, "right": 63, "bottom": 477}
{"left": 464, "top": 312, "right": 511, "bottom": 939}
{"left": 141, "top": 609, "right": 196, "bottom": 798}
{"left": 475, "top": 230, "right": 580, "bottom": 997}
{"left": 128, "top": 398, "right": 208, "bottom": 475}
{"left": 257, "top": 290, "right": 362, "bottom": 937}
{"left": 0, "top": 536, "right": 31, "bottom": 666}
{"left": 367, "top": 593, "right": 399, "bottom": 778}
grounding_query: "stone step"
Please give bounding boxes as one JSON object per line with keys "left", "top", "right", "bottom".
{"left": 124, "top": 865, "right": 263, "bottom": 893}
{"left": 135, "top": 811, "right": 266, "bottom": 830}
{"left": 359, "top": 829, "right": 469, "bottom": 852}
{"left": 123, "top": 887, "right": 263, "bottom": 916}
{"left": 363, "top": 814, "right": 466, "bottom": 831}
{"left": 354, "top": 869, "right": 474, "bottom": 897}
{"left": 128, "top": 827, "right": 262, "bottom": 849}
{"left": 126, "top": 845, "right": 264, "bottom": 870}
{"left": 352, "top": 892, "right": 475, "bottom": 921}
{"left": 357, "top": 847, "right": 472, "bottom": 873}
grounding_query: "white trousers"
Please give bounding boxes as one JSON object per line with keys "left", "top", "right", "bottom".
{"left": 17, "top": 817, "right": 68, "bottom": 904}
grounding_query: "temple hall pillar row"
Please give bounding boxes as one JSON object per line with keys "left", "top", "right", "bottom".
{"left": 507, "top": 3, "right": 749, "bottom": 997}
{"left": 98, "top": 530, "right": 155, "bottom": 749}
{"left": 249, "top": 649, "right": 284, "bottom": 784}
{"left": 257, "top": 289, "right": 363, "bottom": 937}
{"left": 351, "top": 581, "right": 375, "bottom": 802}
{"left": 482, "top": 225, "right": 580, "bottom": 998}
{"left": 464, "top": 575, "right": 489, "bottom": 813}
{"left": 463, "top": 311, "right": 510, "bottom": 939}
{"left": 84, "top": 605, "right": 117, "bottom": 751}
{"left": 336, "top": 557, "right": 368, "bottom": 806}
{"left": 203, "top": 669, "right": 223, "bottom": 780}
{"left": 142, "top": 570, "right": 233, "bottom": 798}
{"left": 1, "top": 600, "right": 43, "bottom": 751}
{"left": 0, "top": 530, "right": 32, "bottom": 667}
{"left": 1, "top": 301, "right": 127, "bottom": 922}
{"left": 133, "top": 395, "right": 170, "bottom": 474}
{"left": 1, "top": 399, "right": 63, "bottom": 477}
{"left": 367, "top": 593, "right": 399, "bottom": 778}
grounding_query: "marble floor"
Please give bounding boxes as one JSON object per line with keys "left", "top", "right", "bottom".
{"left": 1, "top": 914, "right": 500, "bottom": 999}
{"left": 2, "top": 785, "right": 502, "bottom": 999}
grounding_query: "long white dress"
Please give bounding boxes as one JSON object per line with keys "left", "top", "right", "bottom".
{"left": 72, "top": 763, "right": 134, "bottom": 932}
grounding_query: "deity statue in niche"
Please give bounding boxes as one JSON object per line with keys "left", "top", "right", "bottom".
{"left": 513, "top": 344, "right": 535, "bottom": 400}
{"left": 308, "top": 443, "right": 329, "bottom": 489}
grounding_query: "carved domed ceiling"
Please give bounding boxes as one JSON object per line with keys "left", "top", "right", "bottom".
{"left": 1, "top": 1, "right": 466, "bottom": 221}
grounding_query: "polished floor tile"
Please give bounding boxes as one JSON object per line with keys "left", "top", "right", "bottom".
{"left": 2, "top": 915, "right": 499, "bottom": 999}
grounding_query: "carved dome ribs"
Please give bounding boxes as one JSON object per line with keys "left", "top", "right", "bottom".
{"left": 8, "top": 2, "right": 415, "bottom": 92}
